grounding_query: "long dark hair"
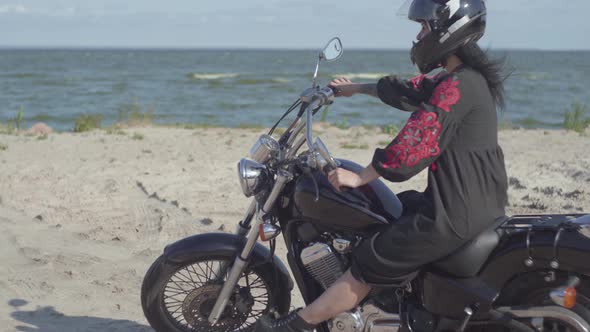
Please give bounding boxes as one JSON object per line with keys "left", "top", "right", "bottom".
{"left": 455, "top": 43, "right": 511, "bottom": 110}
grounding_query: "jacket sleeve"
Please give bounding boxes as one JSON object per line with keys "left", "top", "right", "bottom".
{"left": 377, "top": 73, "right": 441, "bottom": 112}
{"left": 372, "top": 73, "right": 473, "bottom": 182}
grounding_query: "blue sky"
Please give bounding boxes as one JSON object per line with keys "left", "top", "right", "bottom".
{"left": 0, "top": 0, "right": 589, "bottom": 50}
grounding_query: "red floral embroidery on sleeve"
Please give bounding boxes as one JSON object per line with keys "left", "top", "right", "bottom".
{"left": 381, "top": 110, "right": 441, "bottom": 169}
{"left": 429, "top": 77, "right": 460, "bottom": 112}
{"left": 409, "top": 74, "right": 427, "bottom": 89}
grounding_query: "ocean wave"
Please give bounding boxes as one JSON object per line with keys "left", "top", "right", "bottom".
{"left": 236, "top": 78, "right": 290, "bottom": 85}
{"left": 187, "top": 73, "right": 239, "bottom": 80}
{"left": 518, "top": 72, "right": 551, "bottom": 81}
{"left": 1, "top": 73, "right": 48, "bottom": 79}
{"left": 187, "top": 73, "right": 291, "bottom": 84}
{"left": 332, "top": 73, "right": 390, "bottom": 80}
{"left": 32, "top": 79, "right": 76, "bottom": 87}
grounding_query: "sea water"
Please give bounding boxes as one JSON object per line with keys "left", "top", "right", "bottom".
{"left": 0, "top": 49, "right": 588, "bottom": 131}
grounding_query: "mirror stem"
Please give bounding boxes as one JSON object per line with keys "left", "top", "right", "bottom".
{"left": 311, "top": 56, "right": 321, "bottom": 88}
{"left": 306, "top": 107, "right": 314, "bottom": 150}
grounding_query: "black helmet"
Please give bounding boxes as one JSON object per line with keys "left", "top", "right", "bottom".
{"left": 404, "top": 0, "right": 487, "bottom": 74}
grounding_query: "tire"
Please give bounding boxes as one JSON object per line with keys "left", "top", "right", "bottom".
{"left": 141, "top": 253, "right": 291, "bottom": 332}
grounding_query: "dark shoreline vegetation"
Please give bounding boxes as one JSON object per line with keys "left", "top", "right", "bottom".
{"left": 1, "top": 101, "right": 589, "bottom": 138}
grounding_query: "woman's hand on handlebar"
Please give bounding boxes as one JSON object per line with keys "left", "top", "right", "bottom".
{"left": 328, "top": 77, "right": 357, "bottom": 97}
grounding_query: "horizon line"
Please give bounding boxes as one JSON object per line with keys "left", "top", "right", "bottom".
{"left": 1, "top": 45, "right": 589, "bottom": 52}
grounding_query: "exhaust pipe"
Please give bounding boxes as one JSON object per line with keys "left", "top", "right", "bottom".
{"left": 496, "top": 306, "right": 590, "bottom": 332}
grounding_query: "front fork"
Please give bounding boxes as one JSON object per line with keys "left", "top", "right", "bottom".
{"left": 208, "top": 170, "right": 292, "bottom": 324}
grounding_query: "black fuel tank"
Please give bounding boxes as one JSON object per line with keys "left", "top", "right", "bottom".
{"left": 293, "top": 159, "right": 403, "bottom": 231}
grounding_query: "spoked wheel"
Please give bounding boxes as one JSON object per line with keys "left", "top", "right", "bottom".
{"left": 163, "top": 259, "right": 269, "bottom": 331}
{"left": 142, "top": 255, "right": 290, "bottom": 332}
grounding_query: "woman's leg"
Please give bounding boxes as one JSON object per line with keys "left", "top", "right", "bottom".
{"left": 298, "top": 269, "right": 372, "bottom": 325}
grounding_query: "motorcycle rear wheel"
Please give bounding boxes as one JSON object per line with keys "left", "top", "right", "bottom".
{"left": 141, "top": 254, "right": 291, "bottom": 332}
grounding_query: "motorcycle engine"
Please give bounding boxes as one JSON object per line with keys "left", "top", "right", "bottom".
{"left": 329, "top": 303, "right": 402, "bottom": 332}
{"left": 300, "top": 241, "right": 346, "bottom": 289}
{"left": 300, "top": 239, "right": 402, "bottom": 332}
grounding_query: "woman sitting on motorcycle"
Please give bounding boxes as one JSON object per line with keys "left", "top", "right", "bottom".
{"left": 255, "top": 0, "right": 509, "bottom": 331}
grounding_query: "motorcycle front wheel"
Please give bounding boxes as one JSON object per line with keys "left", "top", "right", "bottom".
{"left": 141, "top": 253, "right": 291, "bottom": 332}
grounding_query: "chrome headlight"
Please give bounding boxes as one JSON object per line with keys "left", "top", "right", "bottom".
{"left": 250, "top": 134, "right": 279, "bottom": 164}
{"left": 238, "top": 158, "right": 269, "bottom": 197}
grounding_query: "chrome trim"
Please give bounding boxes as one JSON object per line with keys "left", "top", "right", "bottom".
{"left": 259, "top": 223, "right": 281, "bottom": 241}
{"left": 243, "top": 169, "right": 291, "bottom": 260}
{"left": 574, "top": 214, "right": 590, "bottom": 239}
{"left": 301, "top": 243, "right": 334, "bottom": 266}
{"left": 261, "top": 170, "right": 293, "bottom": 213}
{"left": 312, "top": 57, "right": 321, "bottom": 88}
{"left": 306, "top": 107, "right": 314, "bottom": 150}
{"left": 314, "top": 137, "right": 339, "bottom": 170}
{"left": 367, "top": 320, "right": 402, "bottom": 332}
{"left": 237, "top": 158, "right": 269, "bottom": 197}
{"left": 551, "top": 228, "right": 564, "bottom": 269}
{"left": 281, "top": 117, "right": 300, "bottom": 142}
{"left": 286, "top": 121, "right": 306, "bottom": 148}
{"left": 207, "top": 256, "right": 247, "bottom": 324}
{"left": 301, "top": 242, "right": 343, "bottom": 290}
{"left": 524, "top": 229, "right": 534, "bottom": 267}
{"left": 360, "top": 303, "right": 402, "bottom": 332}
{"left": 250, "top": 134, "right": 279, "bottom": 164}
{"left": 329, "top": 310, "right": 364, "bottom": 331}
{"left": 208, "top": 171, "right": 292, "bottom": 324}
{"left": 313, "top": 37, "right": 342, "bottom": 88}
{"left": 333, "top": 238, "right": 353, "bottom": 253}
{"left": 214, "top": 200, "right": 257, "bottom": 282}
{"left": 286, "top": 135, "right": 306, "bottom": 159}
{"left": 235, "top": 200, "right": 257, "bottom": 235}
{"left": 496, "top": 306, "right": 590, "bottom": 332}
{"left": 459, "top": 307, "right": 474, "bottom": 332}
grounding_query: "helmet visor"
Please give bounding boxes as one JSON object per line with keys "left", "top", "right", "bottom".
{"left": 398, "top": 0, "right": 447, "bottom": 21}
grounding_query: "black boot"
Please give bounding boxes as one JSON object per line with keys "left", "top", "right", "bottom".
{"left": 253, "top": 310, "right": 317, "bottom": 332}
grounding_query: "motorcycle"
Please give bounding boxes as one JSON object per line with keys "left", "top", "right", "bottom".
{"left": 140, "top": 38, "right": 590, "bottom": 332}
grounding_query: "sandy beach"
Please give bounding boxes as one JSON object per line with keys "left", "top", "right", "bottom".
{"left": 0, "top": 125, "right": 589, "bottom": 331}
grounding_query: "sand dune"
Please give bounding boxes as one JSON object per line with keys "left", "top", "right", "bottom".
{"left": 0, "top": 126, "right": 588, "bottom": 331}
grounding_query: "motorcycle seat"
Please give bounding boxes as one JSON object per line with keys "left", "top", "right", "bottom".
{"left": 431, "top": 216, "right": 509, "bottom": 278}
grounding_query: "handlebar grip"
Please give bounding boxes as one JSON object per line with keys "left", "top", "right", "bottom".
{"left": 328, "top": 85, "right": 340, "bottom": 95}
{"left": 323, "top": 163, "right": 337, "bottom": 174}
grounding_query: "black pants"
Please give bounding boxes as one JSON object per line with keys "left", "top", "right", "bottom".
{"left": 350, "top": 190, "right": 466, "bottom": 285}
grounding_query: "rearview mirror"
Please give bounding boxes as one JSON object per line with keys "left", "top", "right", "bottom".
{"left": 320, "top": 37, "right": 343, "bottom": 62}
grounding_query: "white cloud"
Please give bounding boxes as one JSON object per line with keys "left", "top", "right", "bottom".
{"left": 0, "top": 4, "right": 29, "bottom": 14}
{"left": 0, "top": 4, "right": 77, "bottom": 17}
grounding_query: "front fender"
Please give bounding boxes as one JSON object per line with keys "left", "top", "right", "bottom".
{"left": 163, "top": 232, "right": 294, "bottom": 291}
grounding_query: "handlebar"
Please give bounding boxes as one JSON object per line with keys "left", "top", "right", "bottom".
{"left": 302, "top": 86, "right": 335, "bottom": 151}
